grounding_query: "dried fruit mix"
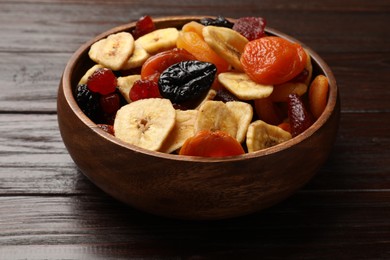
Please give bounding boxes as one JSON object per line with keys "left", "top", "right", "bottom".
{"left": 75, "top": 15, "right": 330, "bottom": 157}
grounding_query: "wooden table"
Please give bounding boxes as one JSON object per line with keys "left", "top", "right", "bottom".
{"left": 1, "top": 0, "right": 389, "bottom": 259}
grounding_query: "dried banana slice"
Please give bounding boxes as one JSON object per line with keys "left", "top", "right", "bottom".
{"left": 226, "top": 101, "right": 253, "bottom": 143}
{"left": 78, "top": 64, "right": 104, "bottom": 85}
{"left": 89, "top": 32, "right": 135, "bottom": 71}
{"left": 246, "top": 120, "right": 292, "bottom": 152}
{"left": 122, "top": 42, "right": 151, "bottom": 70}
{"left": 195, "top": 100, "right": 238, "bottom": 139}
{"left": 117, "top": 75, "right": 141, "bottom": 103}
{"left": 203, "top": 26, "right": 248, "bottom": 71}
{"left": 114, "top": 98, "right": 176, "bottom": 151}
{"left": 218, "top": 72, "right": 273, "bottom": 100}
{"left": 159, "top": 109, "right": 198, "bottom": 154}
{"left": 136, "top": 28, "right": 179, "bottom": 54}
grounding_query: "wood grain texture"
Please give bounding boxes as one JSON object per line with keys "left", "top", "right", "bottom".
{"left": 0, "top": 0, "right": 389, "bottom": 258}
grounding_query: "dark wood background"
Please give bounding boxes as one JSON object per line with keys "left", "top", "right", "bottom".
{"left": 1, "top": 0, "right": 389, "bottom": 259}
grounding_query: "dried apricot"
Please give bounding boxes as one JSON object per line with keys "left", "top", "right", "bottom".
{"left": 309, "top": 75, "right": 329, "bottom": 119}
{"left": 179, "top": 130, "right": 245, "bottom": 157}
{"left": 254, "top": 97, "right": 283, "bottom": 125}
{"left": 241, "top": 36, "right": 307, "bottom": 85}
{"left": 176, "top": 31, "right": 230, "bottom": 74}
{"left": 141, "top": 48, "right": 196, "bottom": 83}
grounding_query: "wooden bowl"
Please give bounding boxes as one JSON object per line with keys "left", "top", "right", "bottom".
{"left": 57, "top": 16, "right": 340, "bottom": 220}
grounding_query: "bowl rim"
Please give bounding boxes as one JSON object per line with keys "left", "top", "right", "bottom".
{"left": 61, "top": 15, "right": 338, "bottom": 163}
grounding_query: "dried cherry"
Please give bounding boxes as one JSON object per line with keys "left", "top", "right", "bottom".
{"left": 132, "top": 15, "right": 156, "bottom": 39}
{"left": 158, "top": 60, "right": 217, "bottom": 103}
{"left": 87, "top": 68, "right": 117, "bottom": 95}
{"left": 130, "top": 79, "right": 161, "bottom": 101}
{"left": 233, "top": 17, "right": 267, "bottom": 41}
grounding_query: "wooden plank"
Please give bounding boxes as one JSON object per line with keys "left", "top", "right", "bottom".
{"left": 0, "top": 192, "right": 389, "bottom": 259}
{"left": 0, "top": 112, "right": 389, "bottom": 195}
{"left": 0, "top": 2, "right": 388, "bottom": 53}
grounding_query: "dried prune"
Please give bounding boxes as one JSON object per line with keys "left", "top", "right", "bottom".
{"left": 200, "top": 16, "right": 234, "bottom": 28}
{"left": 158, "top": 61, "right": 217, "bottom": 103}
{"left": 75, "top": 84, "right": 101, "bottom": 121}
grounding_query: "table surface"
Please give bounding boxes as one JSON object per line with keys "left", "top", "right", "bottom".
{"left": 1, "top": 0, "right": 389, "bottom": 259}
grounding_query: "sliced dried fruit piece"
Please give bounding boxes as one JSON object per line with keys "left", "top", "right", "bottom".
{"left": 232, "top": 16, "right": 267, "bottom": 41}
{"left": 254, "top": 97, "right": 284, "bottom": 125}
{"left": 309, "top": 75, "right": 329, "bottom": 119}
{"left": 218, "top": 72, "right": 273, "bottom": 100}
{"left": 195, "top": 100, "right": 238, "bottom": 139}
{"left": 89, "top": 32, "right": 135, "bottom": 71}
{"left": 246, "top": 120, "right": 292, "bottom": 152}
{"left": 160, "top": 109, "right": 198, "bottom": 154}
{"left": 158, "top": 60, "right": 216, "bottom": 104}
{"left": 176, "top": 31, "right": 230, "bottom": 74}
{"left": 288, "top": 93, "right": 314, "bottom": 137}
{"left": 117, "top": 74, "right": 141, "bottom": 103}
{"left": 141, "top": 48, "right": 196, "bottom": 83}
{"left": 87, "top": 68, "right": 117, "bottom": 95}
{"left": 113, "top": 98, "right": 176, "bottom": 151}
{"left": 270, "top": 82, "right": 308, "bottom": 102}
{"left": 203, "top": 26, "right": 249, "bottom": 71}
{"left": 226, "top": 101, "right": 253, "bottom": 143}
{"left": 121, "top": 42, "right": 151, "bottom": 70}
{"left": 182, "top": 21, "right": 205, "bottom": 37}
{"left": 79, "top": 64, "right": 104, "bottom": 85}
{"left": 179, "top": 130, "right": 244, "bottom": 157}
{"left": 136, "top": 27, "right": 179, "bottom": 54}
{"left": 241, "top": 36, "right": 307, "bottom": 85}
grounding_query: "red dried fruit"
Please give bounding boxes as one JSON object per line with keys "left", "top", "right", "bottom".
{"left": 233, "top": 17, "right": 267, "bottom": 41}
{"left": 132, "top": 15, "right": 156, "bottom": 39}
{"left": 141, "top": 48, "right": 196, "bottom": 83}
{"left": 97, "top": 124, "right": 115, "bottom": 135}
{"left": 287, "top": 93, "right": 314, "bottom": 137}
{"left": 130, "top": 79, "right": 161, "bottom": 101}
{"left": 99, "top": 93, "right": 121, "bottom": 115}
{"left": 87, "top": 68, "right": 117, "bottom": 95}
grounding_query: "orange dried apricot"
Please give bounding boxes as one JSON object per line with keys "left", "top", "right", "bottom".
{"left": 254, "top": 97, "right": 283, "bottom": 125}
{"left": 309, "top": 75, "right": 329, "bottom": 119}
{"left": 176, "top": 31, "right": 230, "bottom": 74}
{"left": 140, "top": 48, "right": 196, "bottom": 83}
{"left": 179, "top": 130, "right": 245, "bottom": 157}
{"left": 241, "top": 36, "right": 307, "bottom": 85}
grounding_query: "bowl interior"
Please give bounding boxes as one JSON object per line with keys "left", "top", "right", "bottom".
{"left": 62, "top": 16, "right": 338, "bottom": 162}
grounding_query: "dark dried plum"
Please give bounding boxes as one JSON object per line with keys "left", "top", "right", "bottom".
{"left": 200, "top": 16, "right": 234, "bottom": 28}
{"left": 288, "top": 93, "right": 314, "bottom": 137}
{"left": 214, "top": 88, "right": 239, "bottom": 103}
{"left": 158, "top": 61, "right": 217, "bottom": 103}
{"left": 75, "top": 84, "right": 101, "bottom": 121}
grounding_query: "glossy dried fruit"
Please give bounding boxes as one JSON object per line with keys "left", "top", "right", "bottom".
{"left": 200, "top": 16, "right": 234, "bottom": 28}
{"left": 87, "top": 68, "right": 117, "bottom": 95}
{"left": 241, "top": 36, "right": 307, "bottom": 85}
{"left": 132, "top": 15, "right": 156, "bottom": 39}
{"left": 158, "top": 60, "right": 217, "bottom": 103}
{"left": 179, "top": 130, "right": 245, "bottom": 157}
{"left": 75, "top": 84, "right": 101, "bottom": 121}
{"left": 141, "top": 48, "right": 196, "bottom": 83}
{"left": 309, "top": 75, "right": 329, "bottom": 119}
{"left": 130, "top": 79, "right": 161, "bottom": 101}
{"left": 99, "top": 92, "right": 121, "bottom": 115}
{"left": 232, "top": 17, "right": 267, "bottom": 41}
{"left": 176, "top": 31, "right": 230, "bottom": 74}
{"left": 288, "top": 93, "right": 313, "bottom": 137}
